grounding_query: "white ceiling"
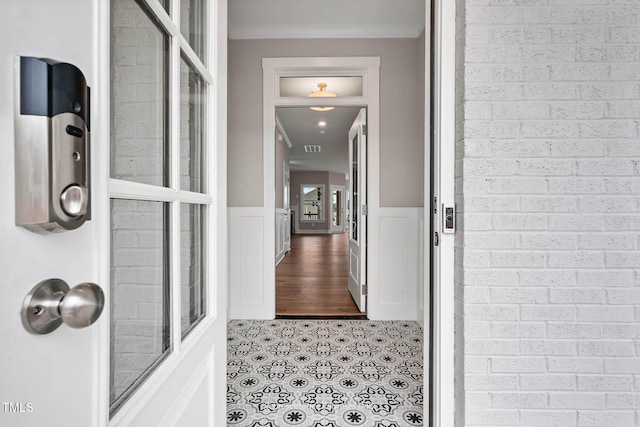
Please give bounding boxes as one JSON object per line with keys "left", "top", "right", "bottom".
{"left": 228, "top": 0, "right": 426, "bottom": 40}
{"left": 277, "top": 107, "right": 362, "bottom": 174}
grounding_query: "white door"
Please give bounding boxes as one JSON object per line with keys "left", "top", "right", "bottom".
{"left": 0, "top": 2, "right": 101, "bottom": 426}
{"left": 0, "top": 1, "right": 227, "bottom": 426}
{"left": 330, "top": 185, "right": 346, "bottom": 233}
{"left": 348, "top": 109, "right": 367, "bottom": 312}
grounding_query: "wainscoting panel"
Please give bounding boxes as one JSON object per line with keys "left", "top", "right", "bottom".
{"left": 380, "top": 218, "right": 409, "bottom": 305}
{"left": 230, "top": 207, "right": 422, "bottom": 321}
{"left": 229, "top": 208, "right": 273, "bottom": 319}
{"left": 275, "top": 209, "right": 290, "bottom": 265}
{"left": 369, "top": 208, "right": 420, "bottom": 321}
{"left": 349, "top": 247, "right": 359, "bottom": 282}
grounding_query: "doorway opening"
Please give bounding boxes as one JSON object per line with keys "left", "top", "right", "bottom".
{"left": 274, "top": 106, "right": 367, "bottom": 318}
{"left": 262, "top": 57, "right": 380, "bottom": 321}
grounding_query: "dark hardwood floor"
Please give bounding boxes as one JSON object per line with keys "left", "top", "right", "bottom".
{"left": 276, "top": 232, "right": 363, "bottom": 317}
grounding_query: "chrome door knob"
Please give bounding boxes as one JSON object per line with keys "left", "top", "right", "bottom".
{"left": 22, "top": 279, "right": 104, "bottom": 334}
{"left": 59, "top": 283, "right": 104, "bottom": 329}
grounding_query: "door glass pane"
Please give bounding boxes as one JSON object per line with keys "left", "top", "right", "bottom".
{"left": 181, "top": 203, "right": 205, "bottom": 337}
{"left": 351, "top": 135, "right": 358, "bottom": 241}
{"left": 180, "top": 0, "right": 207, "bottom": 62}
{"left": 180, "top": 55, "right": 205, "bottom": 193}
{"left": 111, "top": 0, "right": 169, "bottom": 187}
{"left": 110, "top": 199, "right": 170, "bottom": 415}
{"left": 279, "top": 76, "right": 363, "bottom": 97}
{"left": 333, "top": 190, "right": 341, "bottom": 226}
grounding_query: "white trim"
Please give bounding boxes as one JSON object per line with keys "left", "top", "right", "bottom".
{"left": 211, "top": 0, "right": 229, "bottom": 424}
{"left": 432, "top": 0, "right": 457, "bottom": 426}
{"left": 109, "top": 179, "right": 213, "bottom": 204}
{"left": 230, "top": 27, "right": 425, "bottom": 41}
{"left": 260, "top": 56, "right": 380, "bottom": 322}
{"left": 417, "top": 207, "right": 425, "bottom": 328}
{"left": 275, "top": 116, "right": 293, "bottom": 149}
{"left": 96, "top": 0, "right": 110, "bottom": 425}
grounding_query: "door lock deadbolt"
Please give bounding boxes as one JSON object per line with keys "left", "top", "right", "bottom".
{"left": 15, "top": 56, "right": 91, "bottom": 232}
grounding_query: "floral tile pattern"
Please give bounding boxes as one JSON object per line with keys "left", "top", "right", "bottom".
{"left": 227, "top": 320, "right": 424, "bottom": 426}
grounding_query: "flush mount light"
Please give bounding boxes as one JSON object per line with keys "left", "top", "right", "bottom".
{"left": 309, "top": 83, "right": 336, "bottom": 112}
{"left": 318, "top": 121, "right": 326, "bottom": 127}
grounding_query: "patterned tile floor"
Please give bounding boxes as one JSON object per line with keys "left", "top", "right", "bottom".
{"left": 227, "top": 320, "right": 424, "bottom": 427}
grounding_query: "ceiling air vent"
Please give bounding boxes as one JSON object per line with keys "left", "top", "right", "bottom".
{"left": 304, "top": 145, "right": 322, "bottom": 153}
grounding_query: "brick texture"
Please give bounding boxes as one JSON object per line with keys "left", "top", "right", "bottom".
{"left": 109, "top": 0, "right": 201, "bottom": 406}
{"left": 456, "top": 1, "right": 640, "bottom": 426}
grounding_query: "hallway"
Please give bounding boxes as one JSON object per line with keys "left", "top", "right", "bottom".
{"left": 276, "top": 233, "right": 362, "bottom": 317}
{"left": 227, "top": 319, "right": 424, "bottom": 426}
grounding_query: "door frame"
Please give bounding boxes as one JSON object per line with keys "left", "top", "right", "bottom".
{"left": 259, "top": 1, "right": 456, "bottom": 425}
{"left": 430, "top": 0, "right": 457, "bottom": 425}
{"left": 262, "top": 56, "right": 380, "bottom": 320}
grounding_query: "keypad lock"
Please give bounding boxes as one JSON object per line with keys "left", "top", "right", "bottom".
{"left": 15, "top": 56, "right": 91, "bottom": 232}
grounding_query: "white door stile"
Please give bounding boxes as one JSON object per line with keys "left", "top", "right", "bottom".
{"left": 431, "top": 0, "right": 457, "bottom": 426}
{"left": 262, "top": 65, "right": 278, "bottom": 319}
{"left": 96, "top": 0, "right": 112, "bottom": 424}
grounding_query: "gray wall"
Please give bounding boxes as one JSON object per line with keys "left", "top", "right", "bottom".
{"left": 291, "top": 171, "right": 346, "bottom": 232}
{"left": 228, "top": 38, "right": 425, "bottom": 208}
{"left": 456, "top": 2, "right": 640, "bottom": 426}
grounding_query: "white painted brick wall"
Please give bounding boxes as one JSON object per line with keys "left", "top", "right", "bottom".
{"left": 457, "top": 1, "right": 640, "bottom": 426}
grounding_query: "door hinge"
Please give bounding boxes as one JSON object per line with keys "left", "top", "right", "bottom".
{"left": 362, "top": 124, "right": 367, "bottom": 136}
{"left": 362, "top": 204, "right": 368, "bottom": 215}
{"left": 434, "top": 231, "right": 439, "bottom": 247}
{"left": 362, "top": 284, "right": 368, "bottom": 295}
{"left": 433, "top": 196, "right": 438, "bottom": 215}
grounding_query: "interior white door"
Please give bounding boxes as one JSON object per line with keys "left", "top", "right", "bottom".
{"left": 348, "top": 109, "right": 367, "bottom": 312}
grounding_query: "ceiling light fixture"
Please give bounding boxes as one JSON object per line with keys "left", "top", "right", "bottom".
{"left": 318, "top": 121, "right": 326, "bottom": 127}
{"left": 309, "top": 83, "right": 336, "bottom": 112}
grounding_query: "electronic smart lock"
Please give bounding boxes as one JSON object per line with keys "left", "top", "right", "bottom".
{"left": 15, "top": 56, "right": 91, "bottom": 232}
